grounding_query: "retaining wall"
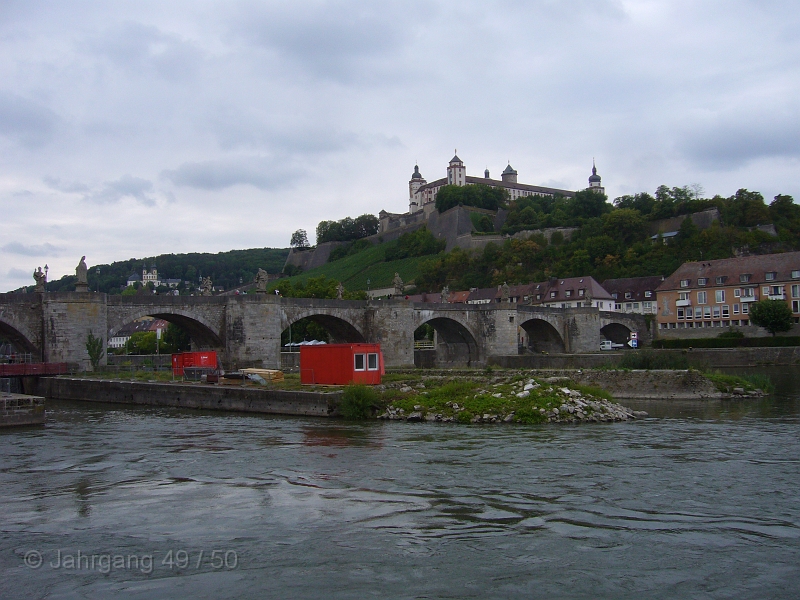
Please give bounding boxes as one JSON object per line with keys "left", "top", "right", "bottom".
{"left": 35, "top": 378, "right": 340, "bottom": 417}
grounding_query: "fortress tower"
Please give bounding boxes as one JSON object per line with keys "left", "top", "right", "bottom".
{"left": 408, "top": 164, "right": 427, "bottom": 213}
{"left": 587, "top": 160, "right": 604, "bottom": 195}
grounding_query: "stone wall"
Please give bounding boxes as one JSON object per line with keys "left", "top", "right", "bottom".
{"left": 36, "top": 377, "right": 341, "bottom": 417}
{"left": 656, "top": 323, "right": 800, "bottom": 339}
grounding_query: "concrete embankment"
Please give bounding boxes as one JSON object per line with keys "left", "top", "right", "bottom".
{"left": 35, "top": 378, "right": 341, "bottom": 417}
{"left": 1, "top": 393, "right": 46, "bottom": 427}
{"left": 491, "top": 346, "right": 800, "bottom": 369}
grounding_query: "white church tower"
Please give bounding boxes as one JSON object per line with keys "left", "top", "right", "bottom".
{"left": 587, "top": 160, "right": 605, "bottom": 195}
{"left": 408, "top": 164, "right": 426, "bottom": 213}
{"left": 447, "top": 151, "right": 466, "bottom": 186}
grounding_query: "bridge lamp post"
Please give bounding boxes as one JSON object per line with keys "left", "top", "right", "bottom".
{"left": 96, "top": 267, "right": 101, "bottom": 292}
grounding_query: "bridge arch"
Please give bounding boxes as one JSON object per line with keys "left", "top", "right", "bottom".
{"left": 417, "top": 316, "right": 479, "bottom": 367}
{"left": 0, "top": 318, "right": 39, "bottom": 355}
{"left": 600, "top": 322, "right": 632, "bottom": 345}
{"left": 519, "top": 317, "right": 565, "bottom": 353}
{"left": 282, "top": 313, "right": 365, "bottom": 344}
{"left": 108, "top": 309, "right": 223, "bottom": 348}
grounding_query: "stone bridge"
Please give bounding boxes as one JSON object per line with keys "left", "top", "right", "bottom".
{"left": 0, "top": 292, "right": 649, "bottom": 370}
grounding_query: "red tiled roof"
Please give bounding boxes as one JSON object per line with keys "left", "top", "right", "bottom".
{"left": 657, "top": 252, "right": 800, "bottom": 291}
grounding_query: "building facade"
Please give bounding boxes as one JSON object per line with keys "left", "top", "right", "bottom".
{"left": 408, "top": 153, "right": 587, "bottom": 216}
{"left": 655, "top": 252, "right": 800, "bottom": 330}
{"left": 601, "top": 276, "right": 662, "bottom": 315}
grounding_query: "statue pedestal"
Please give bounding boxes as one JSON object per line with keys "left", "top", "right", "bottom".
{"left": 74, "top": 282, "right": 89, "bottom": 293}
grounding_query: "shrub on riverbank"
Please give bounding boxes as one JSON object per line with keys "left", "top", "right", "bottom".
{"left": 340, "top": 384, "right": 379, "bottom": 420}
{"left": 704, "top": 371, "right": 774, "bottom": 394}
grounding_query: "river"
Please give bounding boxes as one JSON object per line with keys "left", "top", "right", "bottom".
{"left": 2, "top": 368, "right": 799, "bottom": 599}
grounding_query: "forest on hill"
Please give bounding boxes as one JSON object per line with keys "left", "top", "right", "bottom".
{"left": 29, "top": 247, "right": 289, "bottom": 294}
{"left": 415, "top": 187, "right": 800, "bottom": 292}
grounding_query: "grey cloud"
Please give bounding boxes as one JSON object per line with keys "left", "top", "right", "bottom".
{"left": 677, "top": 110, "right": 800, "bottom": 170}
{"left": 1, "top": 242, "right": 63, "bottom": 257}
{"left": 85, "top": 175, "right": 156, "bottom": 206}
{"left": 43, "top": 176, "right": 90, "bottom": 194}
{"left": 228, "top": 1, "right": 418, "bottom": 81}
{"left": 162, "top": 159, "right": 302, "bottom": 191}
{"left": 6, "top": 268, "right": 32, "bottom": 280}
{"left": 0, "top": 91, "right": 59, "bottom": 148}
{"left": 83, "top": 21, "right": 202, "bottom": 81}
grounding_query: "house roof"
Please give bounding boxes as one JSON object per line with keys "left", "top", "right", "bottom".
{"left": 529, "top": 276, "right": 612, "bottom": 303}
{"left": 467, "top": 287, "right": 500, "bottom": 302}
{"left": 601, "top": 276, "right": 664, "bottom": 301}
{"left": 448, "top": 290, "right": 471, "bottom": 303}
{"left": 658, "top": 252, "right": 800, "bottom": 292}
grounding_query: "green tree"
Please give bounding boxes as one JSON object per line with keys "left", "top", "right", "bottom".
{"left": 85, "top": 332, "right": 104, "bottom": 369}
{"left": 290, "top": 229, "right": 310, "bottom": 248}
{"left": 749, "top": 299, "right": 793, "bottom": 336}
{"left": 163, "top": 323, "right": 191, "bottom": 353}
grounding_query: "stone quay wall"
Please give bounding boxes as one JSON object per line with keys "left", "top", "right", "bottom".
{"left": 36, "top": 378, "right": 341, "bottom": 418}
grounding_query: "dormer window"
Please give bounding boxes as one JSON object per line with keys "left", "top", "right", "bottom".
{"left": 565, "top": 290, "right": 572, "bottom": 297}
{"left": 697, "top": 278, "right": 708, "bottom": 286}
{"left": 766, "top": 272, "right": 776, "bottom": 281}
{"left": 792, "top": 270, "right": 800, "bottom": 279}
{"left": 715, "top": 276, "right": 727, "bottom": 285}
{"left": 644, "top": 291, "right": 652, "bottom": 298}
{"left": 680, "top": 279, "right": 691, "bottom": 288}
{"left": 578, "top": 289, "right": 585, "bottom": 297}
{"left": 740, "top": 274, "right": 751, "bottom": 283}
{"left": 549, "top": 291, "right": 556, "bottom": 298}
{"left": 624, "top": 292, "right": 632, "bottom": 300}
{"left": 612, "top": 292, "right": 618, "bottom": 299}
{"left": 536, "top": 294, "right": 542, "bottom": 300}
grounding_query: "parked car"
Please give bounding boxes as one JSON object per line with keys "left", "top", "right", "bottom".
{"left": 600, "top": 340, "right": 625, "bottom": 351}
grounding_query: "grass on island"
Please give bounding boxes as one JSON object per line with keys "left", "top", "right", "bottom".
{"left": 703, "top": 371, "right": 774, "bottom": 394}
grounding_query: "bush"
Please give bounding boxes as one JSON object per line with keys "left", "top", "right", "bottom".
{"left": 339, "top": 384, "right": 379, "bottom": 420}
{"left": 718, "top": 329, "right": 744, "bottom": 339}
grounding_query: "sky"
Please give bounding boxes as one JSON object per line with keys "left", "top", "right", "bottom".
{"left": 1, "top": 0, "right": 799, "bottom": 291}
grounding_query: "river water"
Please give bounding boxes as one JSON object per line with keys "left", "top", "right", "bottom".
{"left": 2, "top": 369, "right": 800, "bottom": 599}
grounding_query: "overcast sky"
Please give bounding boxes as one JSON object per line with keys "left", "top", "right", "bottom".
{"left": 2, "top": 0, "right": 799, "bottom": 291}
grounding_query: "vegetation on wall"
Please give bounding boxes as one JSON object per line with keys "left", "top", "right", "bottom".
{"left": 435, "top": 184, "right": 508, "bottom": 213}
{"left": 383, "top": 227, "right": 446, "bottom": 261}
{"left": 315, "top": 214, "right": 379, "bottom": 244}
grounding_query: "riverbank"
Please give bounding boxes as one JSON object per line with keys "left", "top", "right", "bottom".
{"left": 34, "top": 377, "right": 340, "bottom": 417}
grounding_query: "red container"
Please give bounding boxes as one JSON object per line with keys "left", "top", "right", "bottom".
{"left": 171, "top": 351, "right": 218, "bottom": 376}
{"left": 300, "top": 343, "right": 384, "bottom": 385}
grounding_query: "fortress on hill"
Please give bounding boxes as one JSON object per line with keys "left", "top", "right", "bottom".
{"left": 286, "top": 152, "right": 603, "bottom": 273}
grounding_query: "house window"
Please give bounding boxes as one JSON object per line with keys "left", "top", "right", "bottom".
{"left": 694, "top": 307, "right": 702, "bottom": 319}
{"left": 765, "top": 272, "right": 776, "bottom": 281}
{"left": 713, "top": 306, "right": 721, "bottom": 318}
{"left": 793, "top": 270, "right": 800, "bottom": 279}
{"left": 742, "top": 288, "right": 755, "bottom": 299}
{"left": 697, "top": 278, "right": 708, "bottom": 286}
{"left": 550, "top": 291, "right": 556, "bottom": 298}
{"left": 740, "top": 274, "right": 751, "bottom": 283}
{"left": 722, "top": 305, "right": 730, "bottom": 318}
{"left": 763, "top": 286, "right": 770, "bottom": 295}
{"left": 633, "top": 303, "right": 640, "bottom": 309}
{"left": 742, "top": 303, "right": 749, "bottom": 314}
{"left": 733, "top": 304, "right": 740, "bottom": 314}
{"left": 734, "top": 289, "right": 741, "bottom": 297}
{"left": 626, "top": 303, "right": 632, "bottom": 310}
{"left": 644, "top": 291, "right": 652, "bottom": 298}
{"left": 793, "top": 285, "right": 800, "bottom": 299}
{"left": 770, "top": 285, "right": 783, "bottom": 296}
{"left": 565, "top": 290, "right": 572, "bottom": 297}
{"left": 536, "top": 294, "right": 541, "bottom": 300}
{"left": 704, "top": 306, "right": 711, "bottom": 318}
{"left": 697, "top": 291, "right": 707, "bottom": 304}
{"left": 579, "top": 289, "right": 585, "bottom": 297}
{"left": 680, "top": 279, "right": 690, "bottom": 288}
{"left": 612, "top": 292, "right": 618, "bottom": 299}
{"left": 715, "top": 290, "right": 725, "bottom": 303}
{"left": 624, "top": 292, "right": 631, "bottom": 299}
{"left": 685, "top": 307, "right": 692, "bottom": 319}
{"left": 367, "top": 353, "right": 379, "bottom": 371}
{"left": 679, "top": 292, "right": 690, "bottom": 301}
{"left": 715, "top": 276, "right": 726, "bottom": 285}
{"left": 354, "top": 354, "right": 366, "bottom": 371}
{"left": 794, "top": 301, "right": 800, "bottom": 314}
{"left": 644, "top": 301, "right": 652, "bottom": 311}
{"left": 677, "top": 308, "right": 684, "bottom": 319}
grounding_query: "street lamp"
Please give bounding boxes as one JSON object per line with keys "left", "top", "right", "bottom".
{"left": 44, "top": 264, "right": 48, "bottom": 287}
{"left": 96, "top": 266, "right": 101, "bottom": 292}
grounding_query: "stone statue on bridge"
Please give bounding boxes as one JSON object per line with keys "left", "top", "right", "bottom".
{"left": 254, "top": 268, "right": 269, "bottom": 293}
{"left": 199, "top": 276, "right": 213, "bottom": 296}
{"left": 393, "top": 273, "right": 404, "bottom": 297}
{"left": 441, "top": 285, "right": 449, "bottom": 304}
{"left": 75, "top": 256, "right": 89, "bottom": 292}
{"left": 33, "top": 267, "right": 46, "bottom": 292}
{"left": 336, "top": 282, "right": 344, "bottom": 300}
{"left": 500, "top": 282, "right": 510, "bottom": 303}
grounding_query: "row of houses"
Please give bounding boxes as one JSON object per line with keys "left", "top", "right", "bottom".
{"left": 405, "top": 250, "right": 800, "bottom": 332}
{"left": 108, "top": 318, "right": 170, "bottom": 349}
